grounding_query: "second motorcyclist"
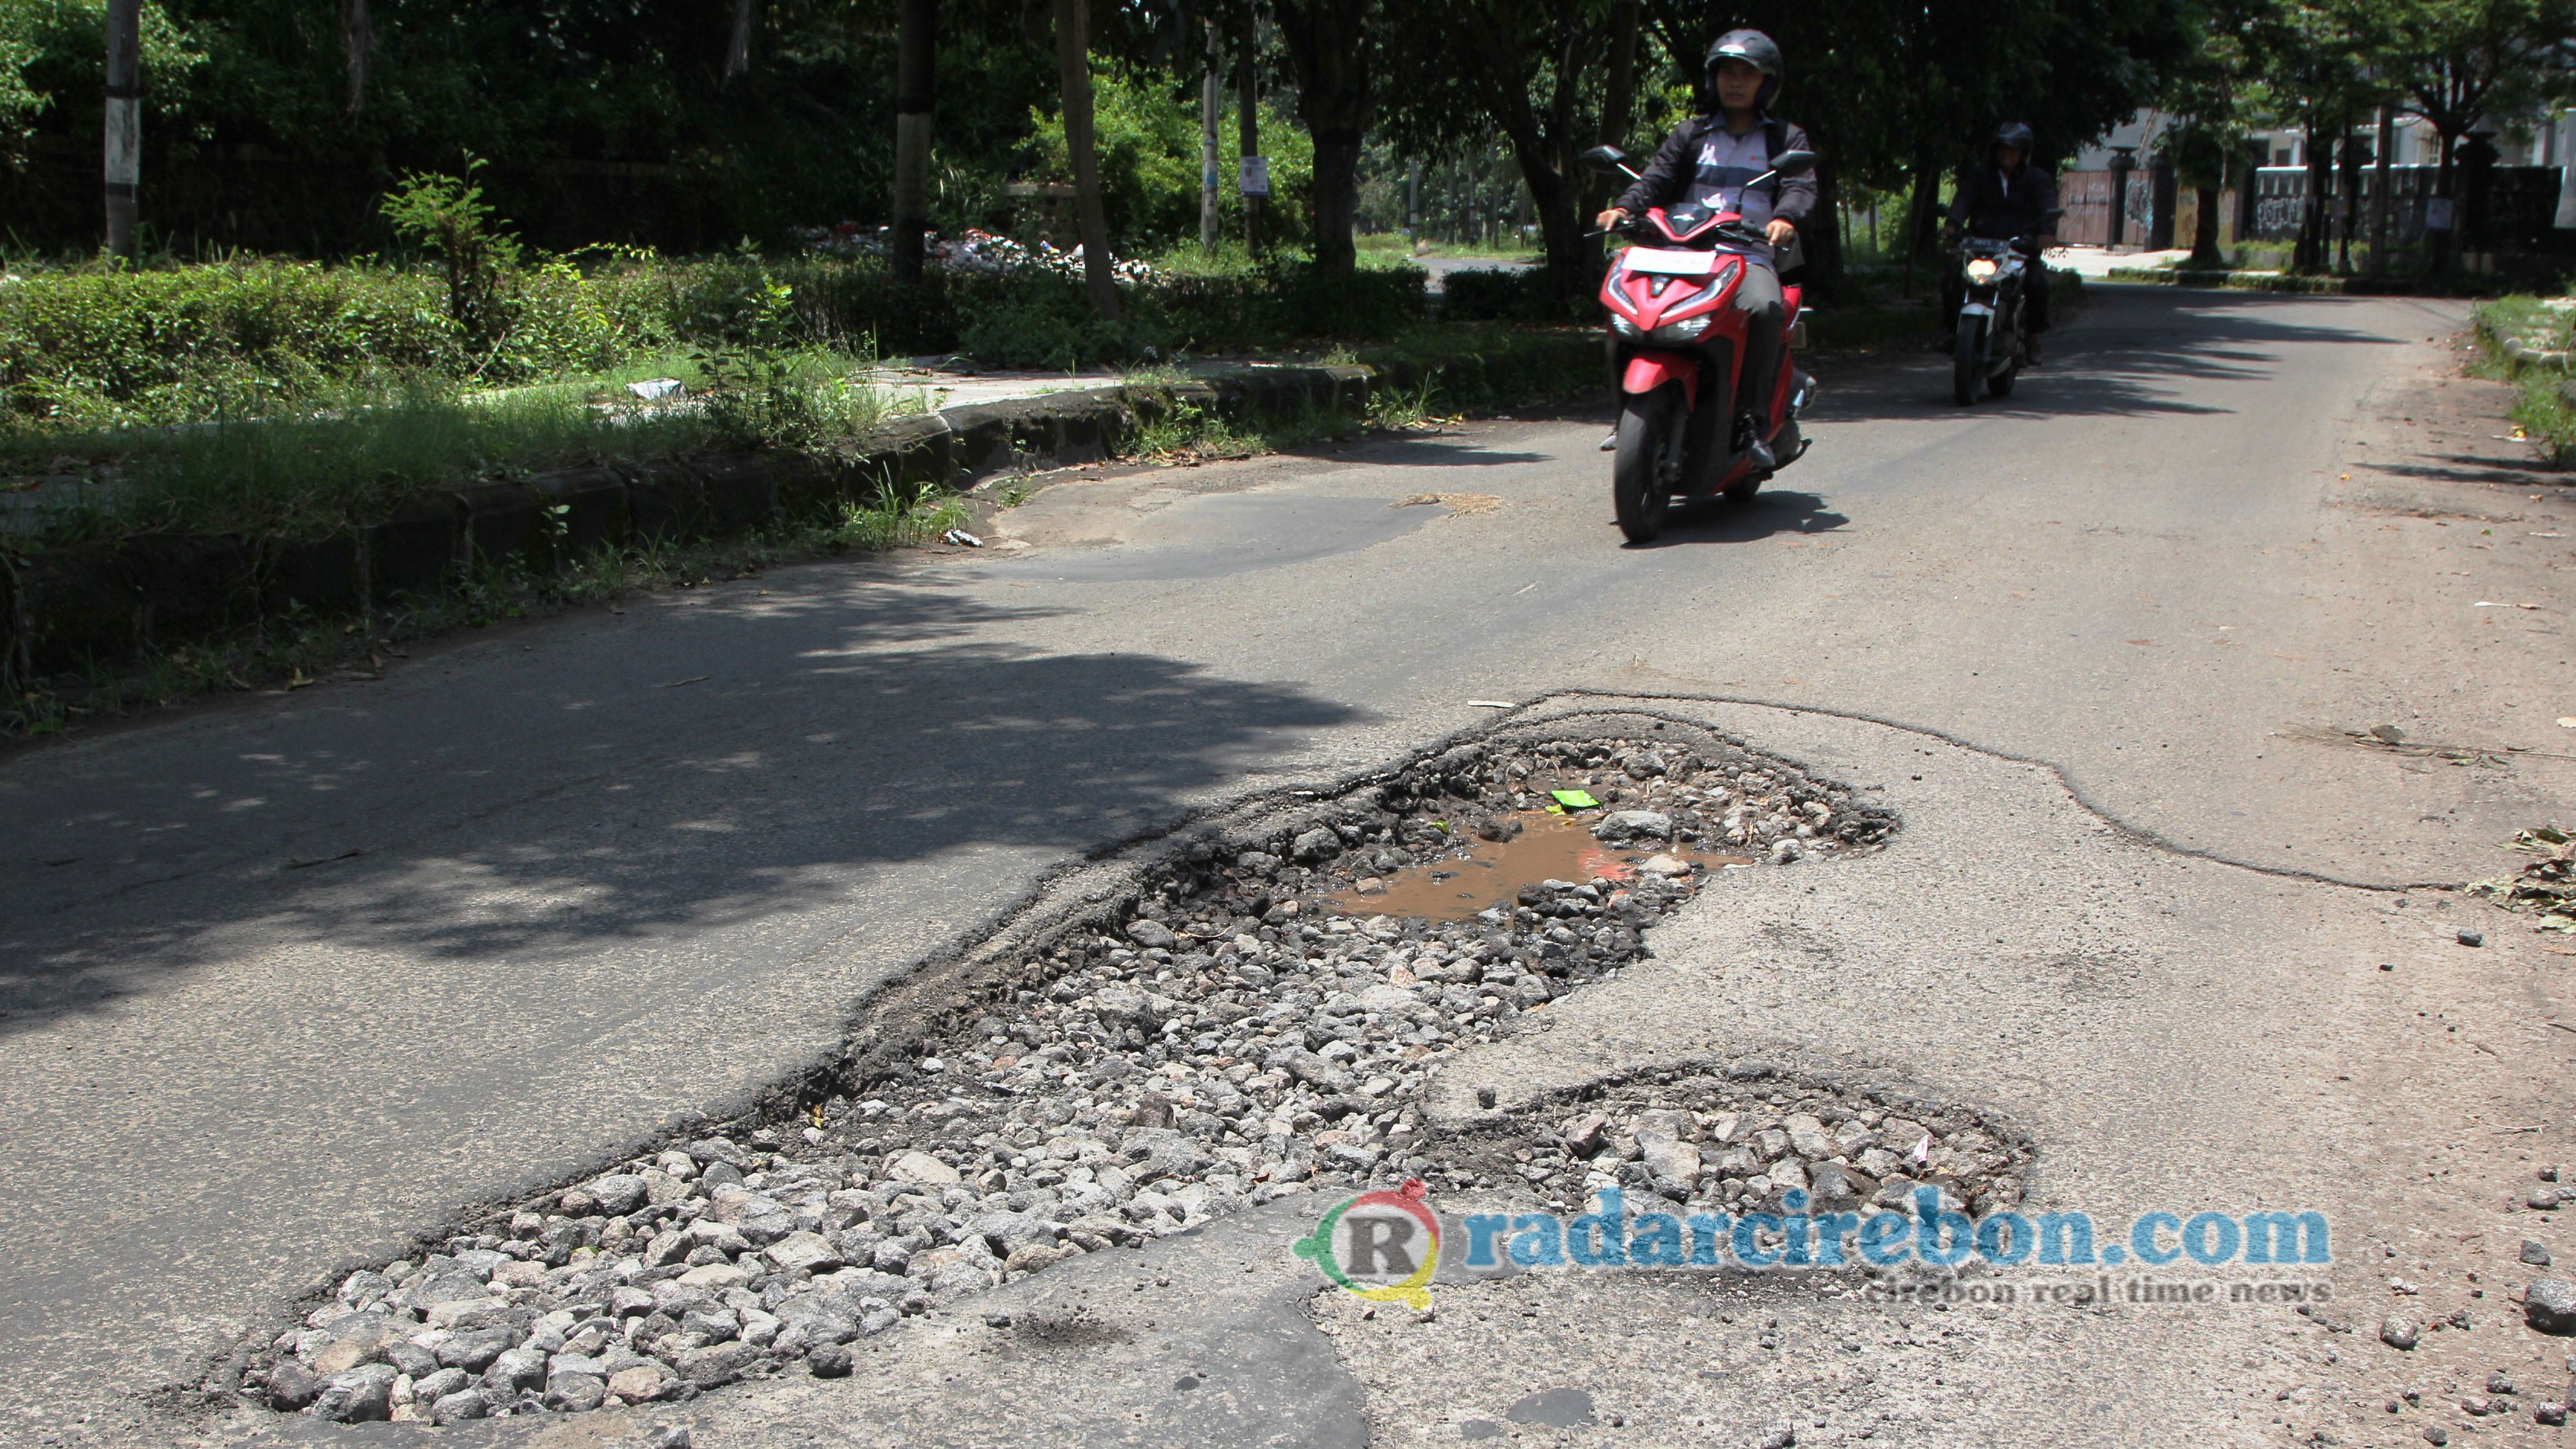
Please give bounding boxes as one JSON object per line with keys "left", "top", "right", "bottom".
{"left": 1942, "top": 122, "right": 2059, "bottom": 362}
{"left": 1592, "top": 28, "right": 1815, "bottom": 468}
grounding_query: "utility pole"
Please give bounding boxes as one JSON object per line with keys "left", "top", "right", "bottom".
{"left": 724, "top": 0, "right": 756, "bottom": 82}
{"left": 1200, "top": 21, "right": 1222, "bottom": 252}
{"left": 1405, "top": 155, "right": 1420, "bottom": 239}
{"left": 103, "top": 0, "right": 139, "bottom": 261}
{"left": 2369, "top": 103, "right": 2394, "bottom": 274}
{"left": 341, "top": 0, "right": 373, "bottom": 116}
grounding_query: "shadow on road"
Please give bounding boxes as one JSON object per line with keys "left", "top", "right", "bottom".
{"left": 1307, "top": 431, "right": 1553, "bottom": 469}
{"left": 0, "top": 578, "right": 1364, "bottom": 1034}
{"left": 2360, "top": 454, "right": 2558, "bottom": 489}
{"left": 1810, "top": 285, "right": 2405, "bottom": 423}
{"left": 1623, "top": 489, "right": 1850, "bottom": 548}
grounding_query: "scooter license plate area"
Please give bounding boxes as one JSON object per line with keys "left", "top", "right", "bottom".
{"left": 1622, "top": 248, "right": 1721, "bottom": 276}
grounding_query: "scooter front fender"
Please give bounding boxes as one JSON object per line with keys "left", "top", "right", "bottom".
{"left": 1621, "top": 351, "right": 1697, "bottom": 412}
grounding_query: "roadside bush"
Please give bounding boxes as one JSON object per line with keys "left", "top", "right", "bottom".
{"left": 1440, "top": 266, "right": 1563, "bottom": 322}
{"left": 0, "top": 261, "right": 460, "bottom": 428}
{"left": 0, "top": 248, "right": 1438, "bottom": 437}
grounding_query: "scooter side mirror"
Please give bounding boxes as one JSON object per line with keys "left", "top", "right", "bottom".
{"left": 1581, "top": 145, "right": 1633, "bottom": 175}
{"left": 1767, "top": 149, "right": 1818, "bottom": 178}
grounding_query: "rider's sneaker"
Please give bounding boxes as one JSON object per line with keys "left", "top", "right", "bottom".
{"left": 1746, "top": 436, "right": 1777, "bottom": 473}
{"left": 1600, "top": 429, "right": 1619, "bottom": 452}
{"left": 2026, "top": 335, "right": 2044, "bottom": 365}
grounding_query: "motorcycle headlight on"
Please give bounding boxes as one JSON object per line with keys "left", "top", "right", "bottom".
{"left": 1646, "top": 314, "right": 1712, "bottom": 345}
{"left": 1964, "top": 257, "right": 2000, "bottom": 282}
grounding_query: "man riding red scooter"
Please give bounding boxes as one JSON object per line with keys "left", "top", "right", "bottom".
{"left": 1586, "top": 29, "right": 1818, "bottom": 543}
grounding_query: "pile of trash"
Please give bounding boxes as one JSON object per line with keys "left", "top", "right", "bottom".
{"left": 797, "top": 224, "right": 1164, "bottom": 286}
{"left": 2472, "top": 826, "right": 2576, "bottom": 931}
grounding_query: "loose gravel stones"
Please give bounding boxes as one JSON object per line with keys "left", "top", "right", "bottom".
{"left": 244, "top": 726, "right": 1899, "bottom": 1425}
{"left": 1445, "top": 1066, "right": 2030, "bottom": 1226}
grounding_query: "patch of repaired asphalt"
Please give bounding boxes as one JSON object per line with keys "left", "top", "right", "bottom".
{"left": 970, "top": 492, "right": 1443, "bottom": 582}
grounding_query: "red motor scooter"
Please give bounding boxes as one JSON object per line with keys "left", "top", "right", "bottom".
{"left": 1582, "top": 145, "right": 1818, "bottom": 544}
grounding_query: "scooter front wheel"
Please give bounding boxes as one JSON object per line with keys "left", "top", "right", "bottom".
{"left": 1952, "top": 319, "right": 1985, "bottom": 406}
{"left": 1612, "top": 386, "right": 1679, "bottom": 544}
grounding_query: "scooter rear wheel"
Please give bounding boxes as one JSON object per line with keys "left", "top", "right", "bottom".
{"left": 1953, "top": 319, "right": 1985, "bottom": 406}
{"left": 1612, "top": 386, "right": 1678, "bottom": 544}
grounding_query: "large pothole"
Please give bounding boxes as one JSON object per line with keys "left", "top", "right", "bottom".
{"left": 241, "top": 720, "right": 1899, "bottom": 1428}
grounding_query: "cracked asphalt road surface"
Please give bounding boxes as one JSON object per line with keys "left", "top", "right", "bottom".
{"left": 5, "top": 284, "right": 2574, "bottom": 1447}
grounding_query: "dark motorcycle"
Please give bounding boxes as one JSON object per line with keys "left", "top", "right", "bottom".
{"left": 1581, "top": 144, "right": 1818, "bottom": 544}
{"left": 1950, "top": 208, "right": 2062, "bottom": 406}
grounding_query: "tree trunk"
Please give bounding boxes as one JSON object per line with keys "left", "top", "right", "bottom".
{"left": 341, "top": 0, "right": 373, "bottom": 117}
{"left": 1274, "top": 0, "right": 1374, "bottom": 281}
{"left": 1200, "top": 21, "right": 1222, "bottom": 252}
{"left": 724, "top": 0, "right": 756, "bottom": 83}
{"left": 2188, "top": 185, "right": 2220, "bottom": 267}
{"left": 1498, "top": 126, "right": 1584, "bottom": 302}
{"left": 1904, "top": 153, "right": 1943, "bottom": 263}
{"left": 1600, "top": 0, "right": 1638, "bottom": 150}
{"left": 2336, "top": 125, "right": 2361, "bottom": 274}
{"left": 2293, "top": 121, "right": 2329, "bottom": 274}
{"left": 1804, "top": 154, "right": 1844, "bottom": 298}
{"left": 1053, "top": 0, "right": 1119, "bottom": 317}
{"left": 1236, "top": 10, "right": 1264, "bottom": 257}
{"left": 891, "top": 0, "right": 937, "bottom": 284}
{"left": 103, "top": 0, "right": 139, "bottom": 260}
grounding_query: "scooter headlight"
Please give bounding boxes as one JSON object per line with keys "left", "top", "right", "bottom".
{"left": 1646, "top": 314, "right": 1712, "bottom": 345}
{"left": 1964, "top": 257, "right": 2000, "bottom": 282}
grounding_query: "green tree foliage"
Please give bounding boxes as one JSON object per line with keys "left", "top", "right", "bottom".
{"left": 1025, "top": 63, "right": 1312, "bottom": 252}
{"left": 2379, "top": 0, "right": 2576, "bottom": 175}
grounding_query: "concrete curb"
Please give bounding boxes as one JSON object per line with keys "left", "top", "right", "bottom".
{"left": 0, "top": 349, "right": 1585, "bottom": 681}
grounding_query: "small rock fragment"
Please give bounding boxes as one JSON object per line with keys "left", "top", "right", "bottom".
{"left": 2527, "top": 1279, "right": 2576, "bottom": 1333}
{"left": 264, "top": 1362, "right": 319, "bottom": 1412}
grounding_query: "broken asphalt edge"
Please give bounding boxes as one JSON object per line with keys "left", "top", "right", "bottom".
{"left": 160, "top": 697, "right": 1681, "bottom": 1428}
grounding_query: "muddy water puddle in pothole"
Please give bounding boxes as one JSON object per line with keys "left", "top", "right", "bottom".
{"left": 1324, "top": 811, "right": 1754, "bottom": 922}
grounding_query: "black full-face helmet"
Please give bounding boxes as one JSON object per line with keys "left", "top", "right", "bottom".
{"left": 1992, "top": 121, "right": 2036, "bottom": 159}
{"left": 1705, "top": 29, "right": 1783, "bottom": 111}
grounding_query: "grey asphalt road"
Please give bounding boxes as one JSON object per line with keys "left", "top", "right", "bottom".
{"left": 4, "top": 283, "right": 2573, "bottom": 1448}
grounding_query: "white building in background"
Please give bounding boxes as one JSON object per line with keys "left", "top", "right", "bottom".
{"left": 2245, "top": 111, "right": 2574, "bottom": 168}
{"left": 2062, "top": 106, "right": 2576, "bottom": 171}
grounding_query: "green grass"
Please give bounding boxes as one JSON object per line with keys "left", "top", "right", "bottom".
{"left": 0, "top": 489, "right": 969, "bottom": 739}
{"left": 1355, "top": 232, "right": 1540, "bottom": 264}
{"left": 8, "top": 347, "right": 915, "bottom": 542}
{"left": 816, "top": 482, "right": 970, "bottom": 550}
{"left": 2470, "top": 297, "right": 2576, "bottom": 466}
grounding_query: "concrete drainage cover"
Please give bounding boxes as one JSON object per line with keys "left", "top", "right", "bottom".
{"left": 237, "top": 717, "right": 1902, "bottom": 1429}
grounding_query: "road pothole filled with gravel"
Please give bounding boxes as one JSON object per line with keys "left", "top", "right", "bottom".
{"left": 243, "top": 720, "right": 1900, "bottom": 1427}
